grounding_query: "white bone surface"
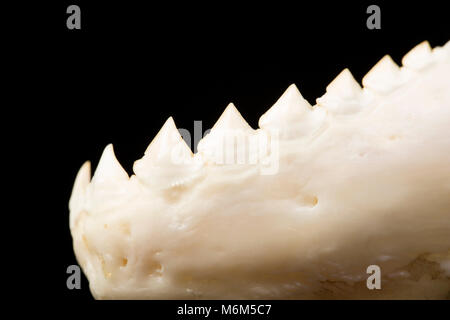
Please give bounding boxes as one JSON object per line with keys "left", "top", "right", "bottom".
{"left": 70, "top": 41, "right": 450, "bottom": 299}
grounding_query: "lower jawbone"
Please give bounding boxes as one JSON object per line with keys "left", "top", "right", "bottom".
{"left": 69, "top": 41, "right": 450, "bottom": 300}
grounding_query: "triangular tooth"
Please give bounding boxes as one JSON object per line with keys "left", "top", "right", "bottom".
{"left": 143, "top": 117, "right": 191, "bottom": 157}
{"left": 197, "top": 103, "right": 253, "bottom": 151}
{"left": 316, "top": 69, "right": 365, "bottom": 114}
{"left": 92, "top": 144, "right": 129, "bottom": 184}
{"left": 197, "top": 103, "right": 255, "bottom": 164}
{"left": 324, "top": 69, "right": 362, "bottom": 99}
{"left": 69, "top": 161, "right": 91, "bottom": 208}
{"left": 258, "top": 84, "right": 311, "bottom": 130}
{"left": 316, "top": 68, "right": 364, "bottom": 114}
{"left": 362, "top": 55, "right": 403, "bottom": 94}
{"left": 136, "top": 117, "right": 193, "bottom": 166}
{"left": 134, "top": 117, "right": 201, "bottom": 188}
{"left": 258, "top": 84, "right": 324, "bottom": 139}
{"left": 69, "top": 161, "right": 91, "bottom": 229}
{"left": 210, "top": 103, "right": 253, "bottom": 132}
{"left": 402, "top": 41, "right": 433, "bottom": 70}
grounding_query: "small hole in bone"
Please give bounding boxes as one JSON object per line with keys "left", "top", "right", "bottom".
{"left": 148, "top": 261, "right": 163, "bottom": 276}
{"left": 121, "top": 258, "right": 128, "bottom": 267}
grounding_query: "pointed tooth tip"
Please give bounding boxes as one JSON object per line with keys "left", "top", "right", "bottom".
{"left": 80, "top": 160, "right": 91, "bottom": 181}
{"left": 166, "top": 116, "right": 176, "bottom": 125}
{"left": 225, "top": 102, "right": 237, "bottom": 110}
{"left": 212, "top": 102, "right": 252, "bottom": 131}
{"left": 161, "top": 116, "right": 177, "bottom": 131}
{"left": 258, "top": 84, "right": 313, "bottom": 131}
{"left": 268, "top": 83, "right": 311, "bottom": 111}
{"left": 286, "top": 83, "right": 300, "bottom": 93}
{"left": 339, "top": 68, "right": 358, "bottom": 81}
{"left": 326, "top": 68, "right": 361, "bottom": 95}
{"left": 402, "top": 41, "right": 433, "bottom": 69}
{"left": 282, "top": 83, "right": 304, "bottom": 98}
{"left": 220, "top": 102, "right": 241, "bottom": 119}
{"left": 71, "top": 161, "right": 91, "bottom": 194}
{"left": 315, "top": 68, "right": 363, "bottom": 114}
{"left": 377, "top": 55, "right": 399, "bottom": 68}
{"left": 92, "top": 143, "right": 129, "bottom": 183}
{"left": 144, "top": 116, "right": 184, "bottom": 155}
{"left": 69, "top": 160, "right": 92, "bottom": 226}
{"left": 136, "top": 115, "right": 194, "bottom": 174}
{"left": 362, "top": 55, "right": 400, "bottom": 91}
{"left": 158, "top": 116, "right": 178, "bottom": 134}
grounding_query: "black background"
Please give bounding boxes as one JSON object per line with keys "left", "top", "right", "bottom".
{"left": 15, "top": 0, "right": 449, "bottom": 317}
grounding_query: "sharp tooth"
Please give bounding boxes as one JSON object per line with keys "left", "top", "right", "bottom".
{"left": 197, "top": 103, "right": 253, "bottom": 151}
{"left": 197, "top": 103, "right": 255, "bottom": 165}
{"left": 92, "top": 144, "right": 129, "bottom": 185}
{"left": 69, "top": 161, "right": 91, "bottom": 229}
{"left": 141, "top": 117, "right": 193, "bottom": 162}
{"left": 87, "top": 144, "right": 129, "bottom": 213}
{"left": 316, "top": 69, "right": 365, "bottom": 114}
{"left": 402, "top": 41, "right": 433, "bottom": 70}
{"left": 259, "top": 84, "right": 322, "bottom": 139}
{"left": 134, "top": 117, "right": 201, "bottom": 188}
{"left": 259, "top": 84, "right": 311, "bottom": 130}
{"left": 210, "top": 103, "right": 253, "bottom": 132}
{"left": 258, "top": 84, "right": 326, "bottom": 138}
{"left": 325, "top": 69, "right": 362, "bottom": 99}
{"left": 362, "top": 55, "right": 404, "bottom": 94}
{"left": 144, "top": 117, "right": 192, "bottom": 158}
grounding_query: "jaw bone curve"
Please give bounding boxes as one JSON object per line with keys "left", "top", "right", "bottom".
{"left": 70, "top": 41, "right": 450, "bottom": 299}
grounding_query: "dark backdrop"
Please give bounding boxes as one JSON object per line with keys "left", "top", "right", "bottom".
{"left": 19, "top": 0, "right": 449, "bottom": 317}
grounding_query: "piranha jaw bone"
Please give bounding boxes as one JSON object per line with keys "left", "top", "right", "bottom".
{"left": 70, "top": 41, "right": 450, "bottom": 299}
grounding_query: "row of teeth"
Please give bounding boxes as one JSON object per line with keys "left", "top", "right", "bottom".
{"left": 71, "top": 41, "right": 449, "bottom": 199}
